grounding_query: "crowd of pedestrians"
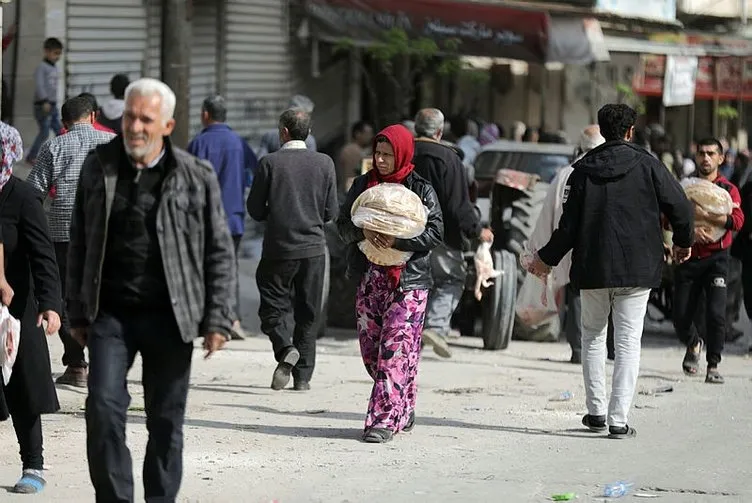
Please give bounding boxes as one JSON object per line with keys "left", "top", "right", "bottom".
{"left": 0, "top": 34, "right": 747, "bottom": 499}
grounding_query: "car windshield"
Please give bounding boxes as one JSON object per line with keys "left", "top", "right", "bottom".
{"left": 475, "top": 151, "right": 572, "bottom": 183}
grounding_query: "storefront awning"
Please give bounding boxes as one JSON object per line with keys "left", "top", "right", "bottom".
{"left": 304, "top": 0, "right": 551, "bottom": 63}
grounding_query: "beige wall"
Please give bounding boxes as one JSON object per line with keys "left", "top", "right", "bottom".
{"left": 7, "top": 0, "right": 67, "bottom": 151}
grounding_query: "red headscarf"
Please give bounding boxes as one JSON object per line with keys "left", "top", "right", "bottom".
{"left": 367, "top": 124, "right": 416, "bottom": 289}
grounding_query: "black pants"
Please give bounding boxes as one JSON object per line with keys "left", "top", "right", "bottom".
{"left": 232, "top": 235, "right": 242, "bottom": 322}
{"left": 742, "top": 257, "right": 752, "bottom": 325}
{"left": 564, "top": 285, "right": 614, "bottom": 358}
{"left": 86, "top": 308, "right": 193, "bottom": 503}
{"left": 12, "top": 412, "right": 44, "bottom": 470}
{"left": 54, "top": 242, "right": 87, "bottom": 368}
{"left": 256, "top": 255, "right": 326, "bottom": 383}
{"left": 673, "top": 251, "right": 729, "bottom": 367}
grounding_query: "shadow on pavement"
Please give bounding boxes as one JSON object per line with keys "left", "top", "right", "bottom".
{"left": 208, "top": 404, "right": 597, "bottom": 440}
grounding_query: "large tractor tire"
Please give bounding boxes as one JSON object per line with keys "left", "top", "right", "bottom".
{"left": 481, "top": 250, "right": 517, "bottom": 350}
{"left": 504, "top": 182, "right": 561, "bottom": 342}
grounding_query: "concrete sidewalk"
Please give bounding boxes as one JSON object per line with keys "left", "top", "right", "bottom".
{"left": 1, "top": 332, "right": 751, "bottom": 502}
{"left": 5, "top": 164, "right": 752, "bottom": 501}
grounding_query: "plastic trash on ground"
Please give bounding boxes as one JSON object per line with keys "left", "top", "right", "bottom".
{"left": 550, "top": 493, "right": 576, "bottom": 501}
{"left": 603, "top": 481, "right": 634, "bottom": 498}
{"left": 0, "top": 305, "right": 21, "bottom": 384}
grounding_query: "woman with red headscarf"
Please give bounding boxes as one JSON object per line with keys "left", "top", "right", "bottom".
{"left": 337, "top": 124, "right": 443, "bottom": 443}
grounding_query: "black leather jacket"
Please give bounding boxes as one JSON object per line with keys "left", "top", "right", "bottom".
{"left": 336, "top": 171, "right": 444, "bottom": 291}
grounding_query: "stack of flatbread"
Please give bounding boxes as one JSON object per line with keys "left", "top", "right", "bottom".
{"left": 351, "top": 183, "right": 428, "bottom": 266}
{"left": 681, "top": 178, "right": 735, "bottom": 243}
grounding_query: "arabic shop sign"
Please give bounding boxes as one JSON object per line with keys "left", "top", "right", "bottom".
{"left": 305, "top": 0, "right": 549, "bottom": 62}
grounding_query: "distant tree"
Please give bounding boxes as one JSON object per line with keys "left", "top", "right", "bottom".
{"left": 337, "top": 28, "right": 465, "bottom": 126}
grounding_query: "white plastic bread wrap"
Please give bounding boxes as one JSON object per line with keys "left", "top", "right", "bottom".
{"left": 351, "top": 183, "right": 429, "bottom": 266}
{"left": 681, "top": 178, "right": 736, "bottom": 243}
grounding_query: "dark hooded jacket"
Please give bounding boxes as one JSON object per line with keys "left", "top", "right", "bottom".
{"left": 538, "top": 140, "right": 694, "bottom": 290}
{"left": 336, "top": 126, "right": 444, "bottom": 291}
{"left": 413, "top": 137, "right": 480, "bottom": 251}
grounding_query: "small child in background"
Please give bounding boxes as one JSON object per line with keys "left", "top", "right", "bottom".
{"left": 26, "top": 37, "right": 64, "bottom": 164}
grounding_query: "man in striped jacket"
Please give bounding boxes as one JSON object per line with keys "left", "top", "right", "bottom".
{"left": 27, "top": 95, "right": 115, "bottom": 388}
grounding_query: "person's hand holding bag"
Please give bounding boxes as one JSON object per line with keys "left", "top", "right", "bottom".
{"left": 37, "top": 310, "right": 61, "bottom": 335}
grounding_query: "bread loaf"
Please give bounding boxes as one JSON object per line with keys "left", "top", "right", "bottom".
{"left": 351, "top": 183, "right": 428, "bottom": 239}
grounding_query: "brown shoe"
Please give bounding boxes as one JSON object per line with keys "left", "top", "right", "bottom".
{"left": 55, "top": 366, "right": 87, "bottom": 388}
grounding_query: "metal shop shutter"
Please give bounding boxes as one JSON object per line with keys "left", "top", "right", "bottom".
{"left": 189, "top": 0, "right": 219, "bottom": 136}
{"left": 66, "top": 0, "right": 147, "bottom": 102}
{"left": 225, "top": 0, "right": 292, "bottom": 142}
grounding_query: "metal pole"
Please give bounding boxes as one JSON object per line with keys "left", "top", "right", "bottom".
{"left": 0, "top": 5, "right": 4, "bottom": 121}
{"left": 742, "top": 0, "right": 748, "bottom": 26}
{"left": 161, "top": 0, "right": 191, "bottom": 147}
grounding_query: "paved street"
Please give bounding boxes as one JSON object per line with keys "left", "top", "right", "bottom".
{"left": 4, "top": 162, "right": 752, "bottom": 501}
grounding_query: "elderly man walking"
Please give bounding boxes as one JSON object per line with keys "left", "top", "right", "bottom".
{"left": 188, "top": 95, "right": 258, "bottom": 340}
{"left": 67, "top": 78, "right": 236, "bottom": 502}
{"left": 247, "top": 108, "right": 338, "bottom": 392}
{"left": 28, "top": 95, "right": 115, "bottom": 388}
{"left": 413, "top": 108, "right": 492, "bottom": 358}
{"left": 529, "top": 104, "right": 694, "bottom": 439}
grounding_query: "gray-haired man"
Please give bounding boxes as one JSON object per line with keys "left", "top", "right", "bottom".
{"left": 413, "top": 108, "right": 493, "bottom": 358}
{"left": 68, "top": 78, "right": 236, "bottom": 500}
{"left": 248, "top": 108, "right": 338, "bottom": 391}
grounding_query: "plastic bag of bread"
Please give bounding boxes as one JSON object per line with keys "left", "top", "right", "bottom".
{"left": 681, "top": 178, "right": 736, "bottom": 243}
{"left": 681, "top": 178, "right": 735, "bottom": 216}
{"left": 351, "top": 183, "right": 428, "bottom": 239}
{"left": 358, "top": 241, "right": 413, "bottom": 266}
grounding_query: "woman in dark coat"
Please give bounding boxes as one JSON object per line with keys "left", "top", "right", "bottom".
{"left": 0, "top": 121, "right": 61, "bottom": 494}
{"left": 337, "top": 124, "right": 443, "bottom": 443}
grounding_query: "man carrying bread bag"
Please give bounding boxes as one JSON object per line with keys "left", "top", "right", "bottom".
{"left": 676, "top": 138, "right": 744, "bottom": 384}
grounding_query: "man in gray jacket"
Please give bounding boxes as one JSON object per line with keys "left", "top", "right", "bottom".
{"left": 67, "top": 78, "right": 236, "bottom": 502}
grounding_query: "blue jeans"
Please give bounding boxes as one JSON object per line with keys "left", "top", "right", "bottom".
{"left": 27, "top": 103, "right": 62, "bottom": 161}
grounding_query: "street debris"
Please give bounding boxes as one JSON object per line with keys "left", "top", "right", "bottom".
{"left": 549, "top": 391, "right": 573, "bottom": 402}
{"left": 550, "top": 492, "right": 576, "bottom": 501}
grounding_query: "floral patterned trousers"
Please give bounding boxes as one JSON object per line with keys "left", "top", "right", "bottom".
{"left": 356, "top": 265, "right": 428, "bottom": 432}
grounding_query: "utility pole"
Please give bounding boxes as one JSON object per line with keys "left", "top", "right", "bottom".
{"left": 0, "top": 0, "right": 12, "bottom": 121}
{"left": 161, "top": 0, "right": 191, "bottom": 147}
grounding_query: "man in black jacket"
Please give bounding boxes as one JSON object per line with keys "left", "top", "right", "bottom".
{"left": 247, "top": 108, "right": 338, "bottom": 392}
{"left": 529, "top": 104, "right": 694, "bottom": 439}
{"left": 412, "top": 108, "right": 493, "bottom": 358}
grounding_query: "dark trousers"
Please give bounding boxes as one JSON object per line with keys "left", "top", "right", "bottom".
{"left": 673, "top": 251, "right": 729, "bottom": 367}
{"left": 54, "top": 242, "right": 87, "bottom": 368}
{"left": 256, "top": 255, "right": 326, "bottom": 383}
{"left": 564, "top": 285, "right": 614, "bottom": 359}
{"left": 86, "top": 309, "right": 193, "bottom": 503}
{"left": 742, "top": 257, "right": 752, "bottom": 326}
{"left": 12, "top": 412, "right": 43, "bottom": 470}
{"left": 232, "top": 235, "right": 242, "bottom": 322}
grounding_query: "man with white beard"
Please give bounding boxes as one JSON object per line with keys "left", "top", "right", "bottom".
{"left": 67, "top": 78, "right": 236, "bottom": 501}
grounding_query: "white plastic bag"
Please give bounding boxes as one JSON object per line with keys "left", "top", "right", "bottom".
{"left": 517, "top": 242, "right": 557, "bottom": 325}
{"left": 0, "top": 305, "right": 21, "bottom": 384}
{"left": 681, "top": 178, "right": 735, "bottom": 215}
{"left": 515, "top": 271, "right": 558, "bottom": 328}
{"left": 351, "top": 183, "right": 428, "bottom": 239}
{"left": 681, "top": 178, "right": 737, "bottom": 243}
